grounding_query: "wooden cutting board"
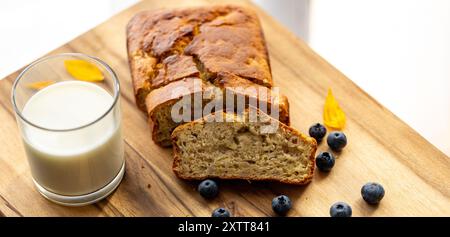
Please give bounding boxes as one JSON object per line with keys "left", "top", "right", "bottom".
{"left": 0, "top": 0, "right": 449, "bottom": 217}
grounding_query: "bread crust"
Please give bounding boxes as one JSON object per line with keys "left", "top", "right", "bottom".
{"left": 171, "top": 109, "right": 317, "bottom": 185}
{"left": 215, "top": 72, "right": 290, "bottom": 125}
{"left": 145, "top": 78, "right": 214, "bottom": 115}
{"left": 127, "top": 5, "right": 290, "bottom": 146}
{"left": 145, "top": 78, "right": 215, "bottom": 146}
{"left": 127, "top": 5, "right": 273, "bottom": 109}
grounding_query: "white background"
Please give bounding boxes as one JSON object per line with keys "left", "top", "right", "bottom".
{"left": 1, "top": 0, "right": 449, "bottom": 155}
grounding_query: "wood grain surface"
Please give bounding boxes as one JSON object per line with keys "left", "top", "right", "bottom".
{"left": 0, "top": 0, "right": 449, "bottom": 217}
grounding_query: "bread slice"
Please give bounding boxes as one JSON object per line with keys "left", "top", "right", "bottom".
{"left": 145, "top": 76, "right": 290, "bottom": 146}
{"left": 145, "top": 78, "right": 217, "bottom": 146}
{"left": 171, "top": 108, "right": 317, "bottom": 185}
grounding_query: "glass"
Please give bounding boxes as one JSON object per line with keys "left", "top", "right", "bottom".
{"left": 11, "top": 53, "right": 125, "bottom": 206}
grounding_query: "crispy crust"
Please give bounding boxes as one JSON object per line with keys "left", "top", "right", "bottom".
{"left": 145, "top": 78, "right": 214, "bottom": 116}
{"left": 127, "top": 5, "right": 289, "bottom": 146}
{"left": 127, "top": 5, "right": 273, "bottom": 110}
{"left": 171, "top": 109, "right": 317, "bottom": 185}
{"left": 145, "top": 73, "right": 290, "bottom": 122}
{"left": 215, "top": 72, "right": 290, "bottom": 125}
{"left": 151, "top": 55, "right": 200, "bottom": 89}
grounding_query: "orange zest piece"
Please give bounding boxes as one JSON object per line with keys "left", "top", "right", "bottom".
{"left": 64, "top": 59, "right": 104, "bottom": 82}
{"left": 26, "top": 80, "right": 55, "bottom": 90}
{"left": 323, "top": 88, "right": 346, "bottom": 130}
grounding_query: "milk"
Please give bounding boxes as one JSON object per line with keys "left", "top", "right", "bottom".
{"left": 21, "top": 81, "right": 124, "bottom": 196}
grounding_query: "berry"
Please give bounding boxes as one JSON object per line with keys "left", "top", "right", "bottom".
{"left": 361, "top": 182, "right": 385, "bottom": 204}
{"left": 309, "top": 123, "right": 327, "bottom": 143}
{"left": 272, "top": 195, "right": 292, "bottom": 215}
{"left": 330, "top": 202, "right": 352, "bottom": 217}
{"left": 327, "top": 131, "right": 347, "bottom": 151}
{"left": 212, "top": 207, "right": 231, "bottom": 217}
{"left": 315, "top": 152, "right": 335, "bottom": 172}
{"left": 198, "top": 179, "right": 219, "bottom": 199}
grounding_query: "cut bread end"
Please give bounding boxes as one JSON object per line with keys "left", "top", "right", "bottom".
{"left": 171, "top": 108, "right": 317, "bottom": 185}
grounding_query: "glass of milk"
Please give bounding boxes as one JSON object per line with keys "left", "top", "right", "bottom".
{"left": 11, "top": 53, "right": 125, "bottom": 206}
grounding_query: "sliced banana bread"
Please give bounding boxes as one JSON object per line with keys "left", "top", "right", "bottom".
{"left": 127, "top": 5, "right": 290, "bottom": 146}
{"left": 171, "top": 108, "right": 317, "bottom": 185}
{"left": 145, "top": 76, "right": 290, "bottom": 146}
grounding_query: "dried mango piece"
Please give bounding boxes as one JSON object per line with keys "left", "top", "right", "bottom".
{"left": 323, "top": 88, "right": 346, "bottom": 130}
{"left": 26, "top": 80, "right": 54, "bottom": 90}
{"left": 64, "top": 59, "right": 104, "bottom": 82}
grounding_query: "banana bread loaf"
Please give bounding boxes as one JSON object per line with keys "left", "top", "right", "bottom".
{"left": 171, "top": 108, "right": 317, "bottom": 185}
{"left": 127, "top": 5, "right": 290, "bottom": 146}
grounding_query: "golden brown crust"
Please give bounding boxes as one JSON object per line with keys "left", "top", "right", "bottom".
{"left": 127, "top": 51, "right": 156, "bottom": 111}
{"left": 215, "top": 72, "right": 290, "bottom": 125}
{"left": 151, "top": 55, "right": 200, "bottom": 89}
{"left": 171, "top": 109, "right": 316, "bottom": 185}
{"left": 127, "top": 6, "right": 271, "bottom": 83}
{"left": 183, "top": 7, "right": 272, "bottom": 87}
{"left": 127, "top": 5, "right": 287, "bottom": 146}
{"left": 145, "top": 78, "right": 213, "bottom": 115}
{"left": 127, "top": 5, "right": 273, "bottom": 111}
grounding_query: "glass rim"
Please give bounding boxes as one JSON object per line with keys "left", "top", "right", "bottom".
{"left": 11, "top": 53, "right": 120, "bottom": 132}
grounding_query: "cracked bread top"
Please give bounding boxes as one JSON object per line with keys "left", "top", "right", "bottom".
{"left": 126, "top": 5, "right": 273, "bottom": 111}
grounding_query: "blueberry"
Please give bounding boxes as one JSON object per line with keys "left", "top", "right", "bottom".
{"left": 361, "top": 182, "right": 385, "bottom": 204}
{"left": 212, "top": 207, "right": 231, "bottom": 217}
{"left": 327, "top": 131, "right": 347, "bottom": 151}
{"left": 198, "top": 179, "right": 218, "bottom": 199}
{"left": 272, "top": 195, "right": 292, "bottom": 215}
{"left": 330, "top": 202, "right": 352, "bottom": 217}
{"left": 315, "top": 152, "right": 335, "bottom": 172}
{"left": 309, "top": 123, "right": 327, "bottom": 143}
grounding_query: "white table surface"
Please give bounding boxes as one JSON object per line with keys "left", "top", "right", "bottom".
{"left": 1, "top": 0, "right": 449, "bottom": 156}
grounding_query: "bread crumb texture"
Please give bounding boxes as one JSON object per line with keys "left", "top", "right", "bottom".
{"left": 172, "top": 110, "right": 316, "bottom": 185}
